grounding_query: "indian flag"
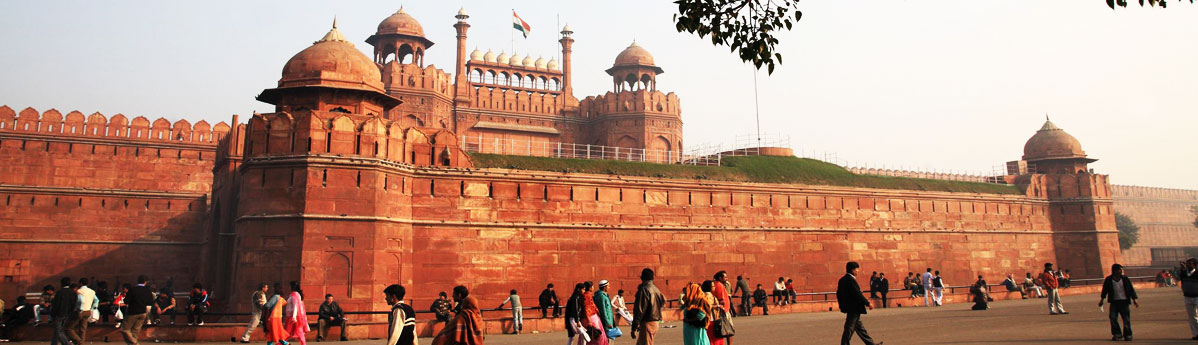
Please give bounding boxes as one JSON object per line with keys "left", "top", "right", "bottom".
{"left": 512, "top": 11, "right": 531, "bottom": 38}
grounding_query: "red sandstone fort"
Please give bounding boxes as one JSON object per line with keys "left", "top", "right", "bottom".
{"left": 0, "top": 7, "right": 1193, "bottom": 318}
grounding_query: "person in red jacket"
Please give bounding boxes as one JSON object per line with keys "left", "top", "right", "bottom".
{"left": 1038, "top": 263, "right": 1067, "bottom": 315}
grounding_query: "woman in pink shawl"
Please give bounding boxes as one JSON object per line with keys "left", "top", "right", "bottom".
{"left": 283, "top": 281, "right": 310, "bottom": 345}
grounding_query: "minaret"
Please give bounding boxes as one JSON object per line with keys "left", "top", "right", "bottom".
{"left": 558, "top": 25, "right": 575, "bottom": 98}
{"left": 453, "top": 7, "right": 471, "bottom": 106}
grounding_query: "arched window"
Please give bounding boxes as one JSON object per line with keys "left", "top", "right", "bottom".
{"left": 469, "top": 69, "right": 483, "bottom": 83}
{"left": 486, "top": 70, "right": 497, "bottom": 84}
{"left": 538, "top": 76, "right": 549, "bottom": 89}
{"left": 497, "top": 72, "right": 509, "bottom": 86}
{"left": 548, "top": 78, "right": 560, "bottom": 91}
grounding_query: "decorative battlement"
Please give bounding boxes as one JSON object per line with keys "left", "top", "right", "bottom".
{"left": 1111, "top": 184, "right": 1198, "bottom": 200}
{"left": 579, "top": 89, "right": 681, "bottom": 118}
{"left": 381, "top": 61, "right": 455, "bottom": 99}
{"left": 846, "top": 167, "right": 994, "bottom": 183}
{"left": 244, "top": 110, "right": 471, "bottom": 168}
{"left": 0, "top": 105, "right": 231, "bottom": 146}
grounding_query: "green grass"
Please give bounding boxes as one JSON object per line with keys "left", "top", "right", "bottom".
{"left": 468, "top": 153, "right": 1021, "bottom": 195}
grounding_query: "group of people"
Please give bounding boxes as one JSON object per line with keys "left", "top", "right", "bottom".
{"left": 0, "top": 275, "right": 212, "bottom": 344}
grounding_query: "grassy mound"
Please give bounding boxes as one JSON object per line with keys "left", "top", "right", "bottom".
{"left": 469, "top": 153, "right": 1020, "bottom": 195}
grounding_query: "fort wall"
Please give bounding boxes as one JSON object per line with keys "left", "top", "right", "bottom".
{"left": 1111, "top": 185, "right": 1198, "bottom": 266}
{"left": 0, "top": 106, "right": 229, "bottom": 300}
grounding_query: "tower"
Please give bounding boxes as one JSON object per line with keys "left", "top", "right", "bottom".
{"left": 452, "top": 8, "right": 471, "bottom": 106}
{"left": 1018, "top": 118, "right": 1118, "bottom": 278}
{"left": 559, "top": 25, "right": 575, "bottom": 100}
{"left": 365, "top": 7, "right": 434, "bottom": 66}
{"left": 605, "top": 41, "right": 663, "bottom": 92}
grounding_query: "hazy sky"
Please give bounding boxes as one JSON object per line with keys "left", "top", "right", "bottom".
{"left": 2, "top": 1, "right": 1195, "bottom": 189}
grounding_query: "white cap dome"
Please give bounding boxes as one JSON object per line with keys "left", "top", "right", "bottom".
{"left": 469, "top": 48, "right": 483, "bottom": 61}
{"left": 534, "top": 56, "right": 548, "bottom": 69}
{"left": 522, "top": 55, "right": 535, "bottom": 67}
{"left": 510, "top": 53, "right": 523, "bottom": 67}
{"left": 483, "top": 50, "right": 497, "bottom": 63}
{"left": 496, "top": 51, "right": 509, "bottom": 64}
{"left": 457, "top": 7, "right": 468, "bottom": 17}
{"left": 547, "top": 58, "right": 559, "bottom": 71}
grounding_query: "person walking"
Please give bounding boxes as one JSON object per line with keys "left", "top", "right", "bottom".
{"left": 383, "top": 285, "right": 416, "bottom": 345}
{"left": 283, "top": 281, "right": 309, "bottom": 345}
{"left": 49, "top": 281, "right": 77, "bottom": 345}
{"left": 317, "top": 294, "right": 347, "bottom": 341}
{"left": 565, "top": 284, "right": 587, "bottom": 345}
{"left": 876, "top": 274, "right": 889, "bottom": 308}
{"left": 838, "top": 262, "right": 882, "bottom": 345}
{"left": 263, "top": 284, "right": 290, "bottom": 345}
{"left": 431, "top": 285, "right": 484, "bottom": 345}
{"left": 920, "top": 268, "right": 934, "bottom": 307}
{"left": 1178, "top": 258, "right": 1197, "bottom": 340}
{"left": 240, "top": 283, "right": 268, "bottom": 343}
{"left": 1039, "top": 263, "right": 1067, "bottom": 315}
{"left": 1099, "top": 264, "right": 1138, "bottom": 341}
{"left": 594, "top": 281, "right": 615, "bottom": 344}
{"left": 931, "top": 271, "right": 945, "bottom": 307}
{"left": 68, "top": 278, "right": 98, "bottom": 345}
{"left": 120, "top": 275, "right": 154, "bottom": 345}
{"left": 581, "top": 282, "right": 608, "bottom": 345}
{"left": 681, "top": 283, "right": 711, "bottom": 345}
{"left": 732, "top": 276, "right": 751, "bottom": 317}
{"left": 711, "top": 272, "right": 733, "bottom": 344}
{"left": 497, "top": 289, "right": 523, "bottom": 334}
{"left": 631, "top": 268, "right": 665, "bottom": 345}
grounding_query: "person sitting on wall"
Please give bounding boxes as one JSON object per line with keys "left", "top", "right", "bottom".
{"left": 1023, "top": 273, "right": 1044, "bottom": 298}
{"left": 751, "top": 284, "right": 769, "bottom": 316}
{"left": 1000, "top": 274, "right": 1027, "bottom": 299}
{"left": 0, "top": 296, "right": 37, "bottom": 341}
{"left": 969, "top": 279, "right": 993, "bottom": 311}
{"left": 431, "top": 292, "right": 453, "bottom": 323}
{"left": 432, "top": 286, "right": 484, "bottom": 345}
{"left": 317, "top": 294, "right": 347, "bottom": 342}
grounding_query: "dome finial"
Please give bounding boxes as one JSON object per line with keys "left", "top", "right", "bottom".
{"left": 316, "top": 17, "right": 350, "bottom": 44}
{"left": 397, "top": 5, "right": 406, "bottom": 14}
{"left": 332, "top": 15, "right": 338, "bottom": 29}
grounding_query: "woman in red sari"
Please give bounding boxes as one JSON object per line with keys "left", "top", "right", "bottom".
{"left": 432, "top": 285, "right": 484, "bottom": 345}
{"left": 263, "top": 283, "right": 290, "bottom": 345}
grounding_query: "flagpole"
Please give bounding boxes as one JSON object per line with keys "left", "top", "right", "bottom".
{"left": 511, "top": 9, "right": 515, "bottom": 55}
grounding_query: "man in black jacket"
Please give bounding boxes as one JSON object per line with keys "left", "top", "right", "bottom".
{"left": 49, "top": 280, "right": 77, "bottom": 345}
{"left": 538, "top": 284, "right": 560, "bottom": 318}
{"left": 121, "top": 275, "right": 155, "bottom": 345}
{"left": 837, "top": 262, "right": 882, "bottom": 345}
{"left": 876, "top": 273, "right": 890, "bottom": 308}
{"left": 1099, "top": 264, "right": 1138, "bottom": 341}
{"left": 317, "top": 294, "right": 347, "bottom": 341}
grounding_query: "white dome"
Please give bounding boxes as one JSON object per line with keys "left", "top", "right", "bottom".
{"left": 457, "top": 7, "right": 468, "bottom": 17}
{"left": 547, "top": 58, "right": 559, "bottom": 70}
{"left": 534, "top": 56, "right": 548, "bottom": 69}
{"left": 483, "top": 50, "right": 497, "bottom": 63}
{"left": 496, "top": 51, "right": 509, "bottom": 64}
{"left": 522, "top": 55, "right": 535, "bottom": 67}
{"left": 509, "top": 53, "right": 523, "bottom": 67}
{"left": 469, "top": 49, "right": 483, "bottom": 61}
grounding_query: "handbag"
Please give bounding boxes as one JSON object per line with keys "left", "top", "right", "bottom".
{"left": 682, "top": 308, "right": 706, "bottom": 328}
{"left": 89, "top": 309, "right": 100, "bottom": 323}
{"left": 713, "top": 307, "right": 735, "bottom": 338}
{"left": 606, "top": 327, "right": 623, "bottom": 339}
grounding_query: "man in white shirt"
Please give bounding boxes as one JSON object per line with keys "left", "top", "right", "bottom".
{"left": 68, "top": 278, "right": 99, "bottom": 345}
{"left": 773, "top": 277, "right": 787, "bottom": 306}
{"left": 920, "top": 268, "right": 934, "bottom": 307}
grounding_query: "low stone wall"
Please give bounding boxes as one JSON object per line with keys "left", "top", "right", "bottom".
{"left": 10, "top": 282, "right": 1159, "bottom": 342}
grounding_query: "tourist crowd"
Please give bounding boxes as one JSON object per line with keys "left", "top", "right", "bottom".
{"left": 1, "top": 258, "right": 1197, "bottom": 344}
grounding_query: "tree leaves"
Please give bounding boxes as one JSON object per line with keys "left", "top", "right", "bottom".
{"left": 1115, "top": 212, "right": 1141, "bottom": 251}
{"left": 673, "top": 0, "right": 802, "bottom": 74}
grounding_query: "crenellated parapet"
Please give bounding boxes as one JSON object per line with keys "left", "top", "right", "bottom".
{"left": 0, "top": 105, "right": 232, "bottom": 146}
{"left": 1111, "top": 184, "right": 1198, "bottom": 200}
{"left": 381, "top": 61, "right": 454, "bottom": 98}
{"left": 579, "top": 90, "right": 681, "bottom": 118}
{"left": 243, "top": 110, "right": 471, "bottom": 168}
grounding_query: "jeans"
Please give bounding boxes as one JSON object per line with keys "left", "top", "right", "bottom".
{"left": 509, "top": 307, "right": 523, "bottom": 333}
{"left": 187, "top": 305, "right": 207, "bottom": 324}
{"left": 739, "top": 296, "right": 752, "bottom": 316}
{"left": 1185, "top": 296, "right": 1198, "bottom": 337}
{"left": 152, "top": 307, "right": 176, "bottom": 324}
{"left": 923, "top": 285, "right": 933, "bottom": 306}
{"left": 878, "top": 291, "right": 888, "bottom": 308}
{"left": 841, "top": 313, "right": 877, "bottom": 345}
{"left": 1108, "top": 300, "right": 1131, "bottom": 338}
{"left": 51, "top": 317, "right": 71, "bottom": 345}
{"left": 539, "top": 304, "right": 560, "bottom": 318}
